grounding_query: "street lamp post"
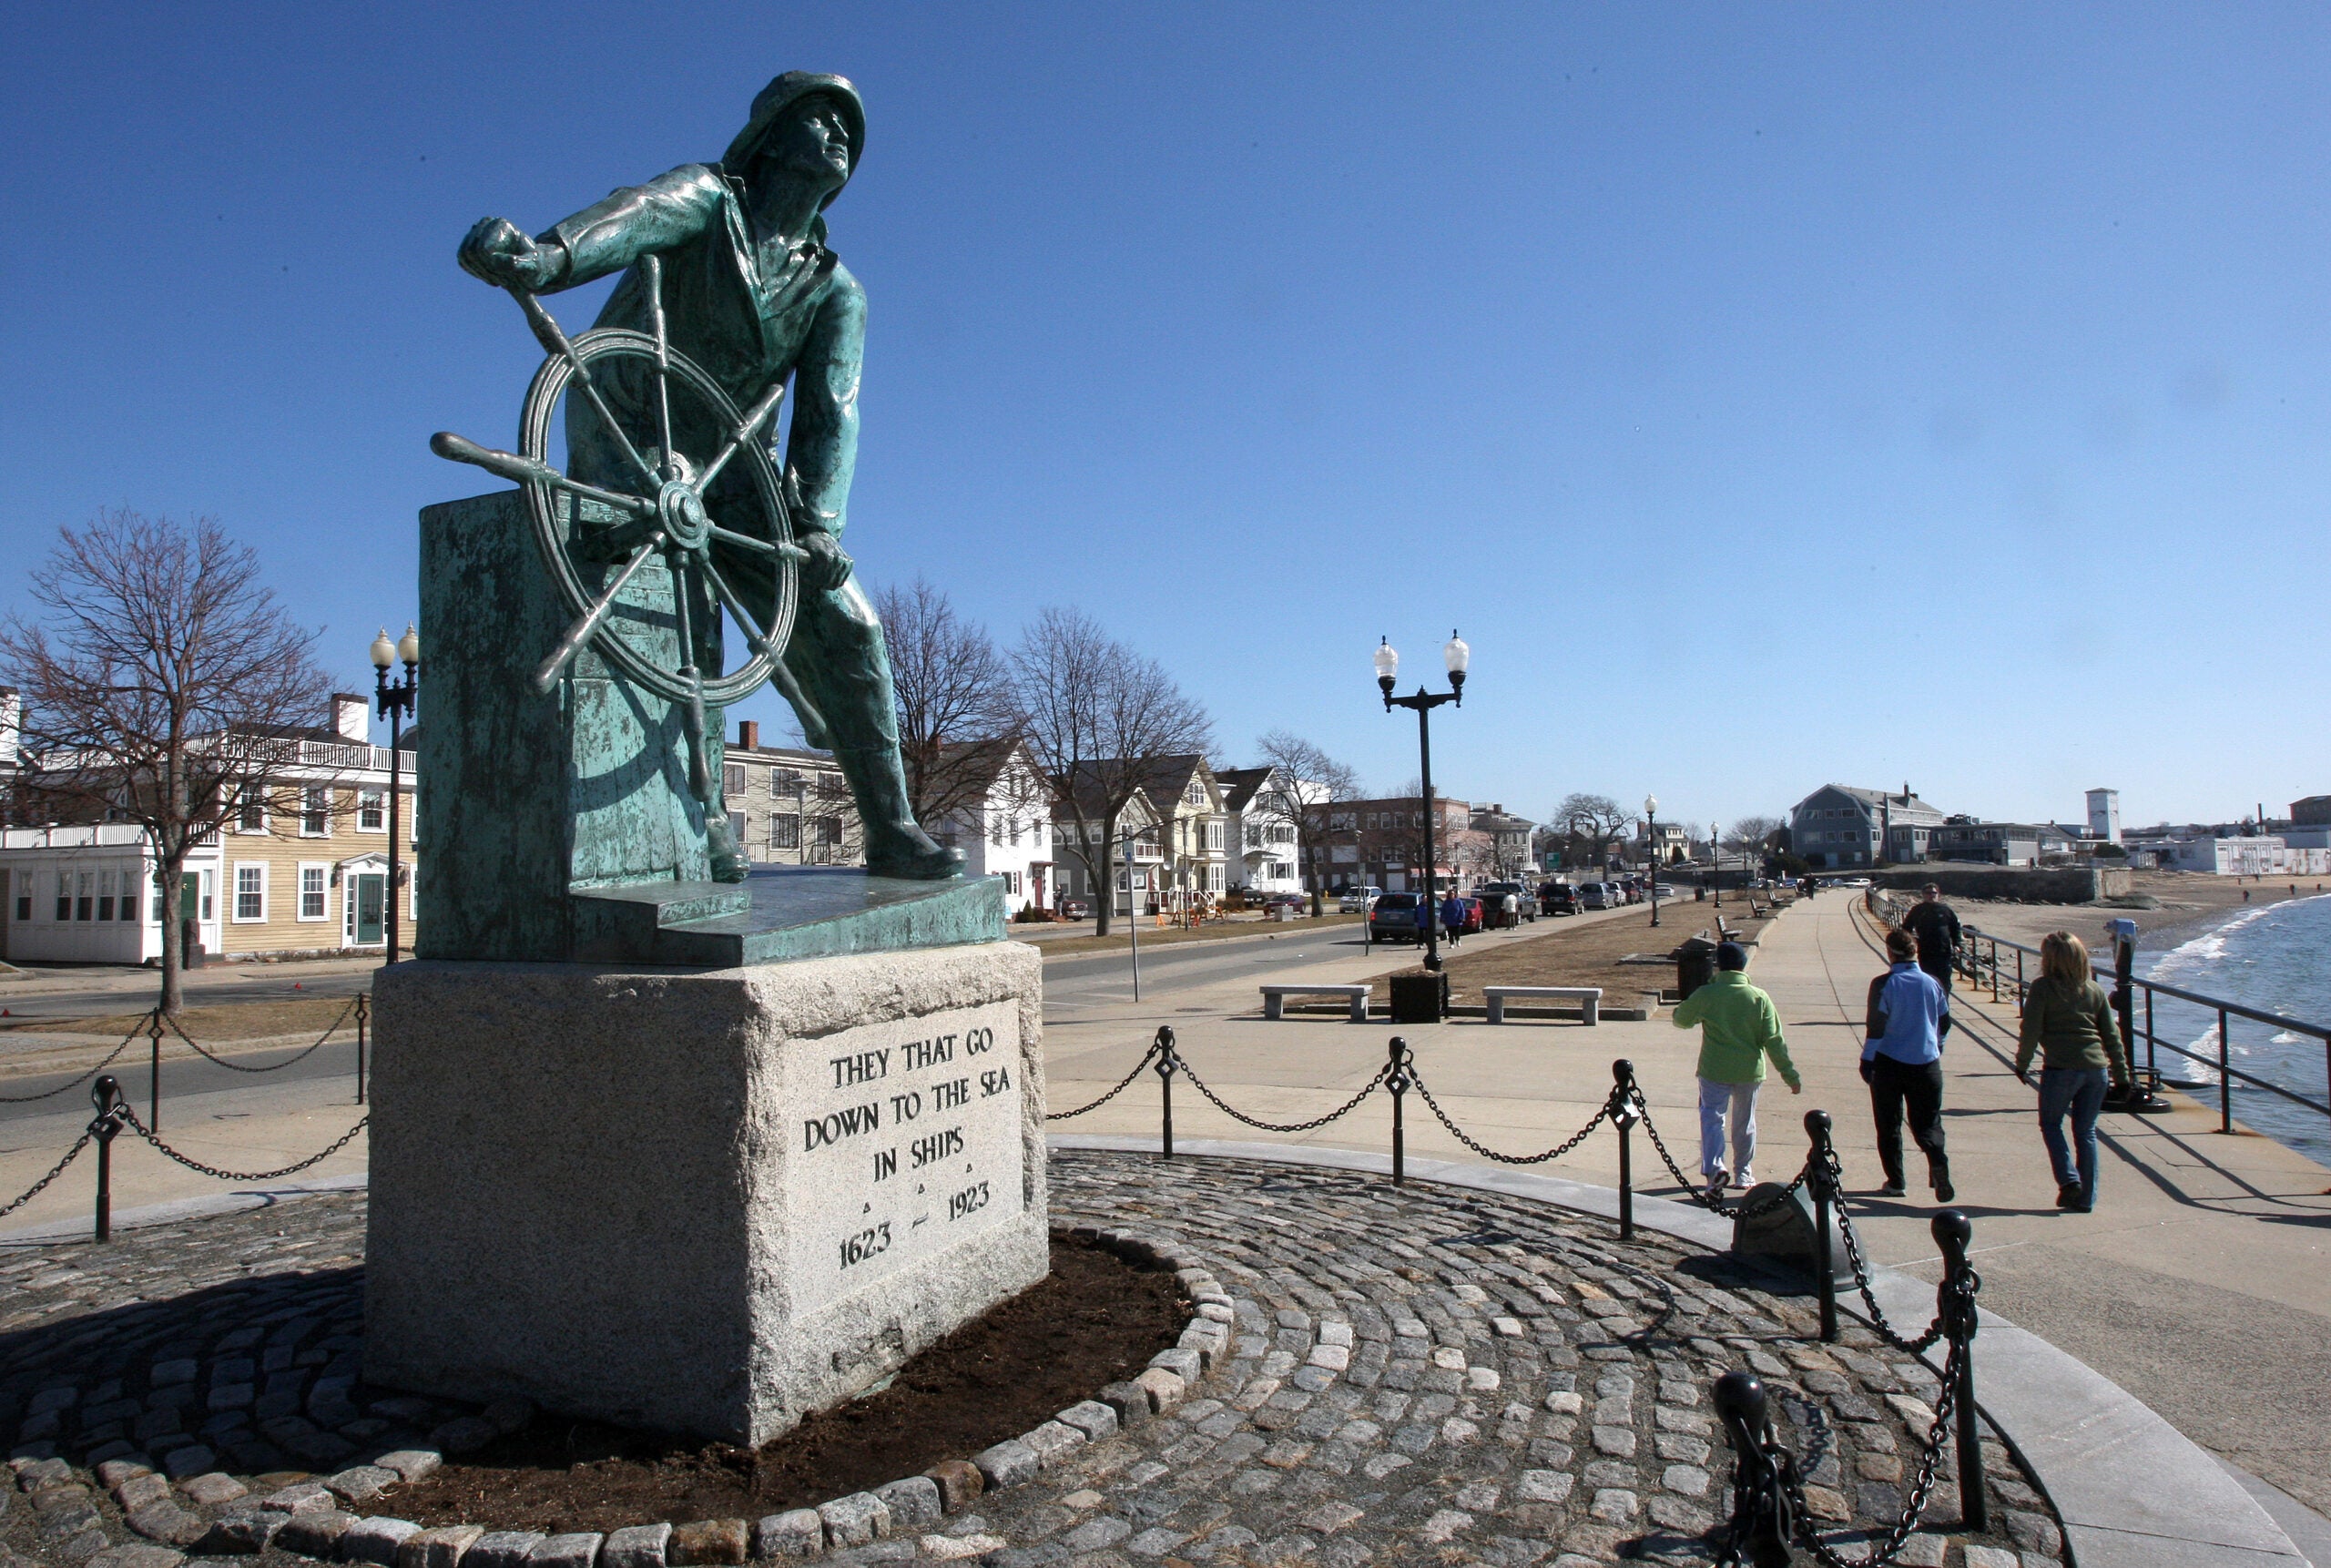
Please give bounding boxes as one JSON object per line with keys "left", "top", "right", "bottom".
{"left": 370, "top": 626, "right": 420, "bottom": 966}
{"left": 1711, "top": 821, "right": 1722, "bottom": 911}
{"left": 1645, "top": 794, "right": 1661, "bottom": 929}
{"left": 1376, "top": 632, "right": 1469, "bottom": 974}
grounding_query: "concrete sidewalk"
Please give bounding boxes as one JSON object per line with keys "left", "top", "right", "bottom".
{"left": 1039, "top": 891, "right": 2331, "bottom": 1519}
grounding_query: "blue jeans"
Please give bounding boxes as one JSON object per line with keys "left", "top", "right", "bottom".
{"left": 2038, "top": 1067, "right": 2108, "bottom": 1207}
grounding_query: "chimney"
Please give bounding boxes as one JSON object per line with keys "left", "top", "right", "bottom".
{"left": 738, "top": 720, "right": 760, "bottom": 751}
{"left": 1900, "top": 782, "right": 1911, "bottom": 805}
{"left": 331, "top": 693, "right": 368, "bottom": 742}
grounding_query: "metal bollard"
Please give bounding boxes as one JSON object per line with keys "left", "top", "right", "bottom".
{"left": 147, "top": 1010, "right": 165, "bottom": 1130}
{"left": 1610, "top": 1059, "right": 1642, "bottom": 1240}
{"left": 1386, "top": 1036, "right": 1413, "bottom": 1185}
{"left": 1805, "top": 1110, "right": 1837, "bottom": 1343}
{"left": 90, "top": 1075, "right": 124, "bottom": 1243}
{"left": 1714, "top": 1370, "right": 1797, "bottom": 1565}
{"left": 1933, "top": 1209, "right": 1986, "bottom": 1532}
{"left": 355, "top": 993, "right": 370, "bottom": 1105}
{"left": 1152, "top": 1025, "right": 1178, "bottom": 1159}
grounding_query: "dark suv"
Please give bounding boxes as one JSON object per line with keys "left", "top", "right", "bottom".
{"left": 1368, "top": 891, "right": 1425, "bottom": 944}
{"left": 1539, "top": 881, "right": 1578, "bottom": 915}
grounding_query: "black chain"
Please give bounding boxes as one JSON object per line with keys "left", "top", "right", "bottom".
{"left": 1633, "top": 1089, "right": 1812, "bottom": 1217}
{"left": 1044, "top": 1041, "right": 1162, "bottom": 1121}
{"left": 1820, "top": 1142, "right": 1949, "bottom": 1353}
{"left": 162, "top": 995, "right": 359, "bottom": 1074}
{"left": 1789, "top": 1335, "right": 1968, "bottom": 1567}
{"left": 117, "top": 1105, "right": 368, "bottom": 1182}
{"left": 0, "top": 1133, "right": 93, "bottom": 1219}
{"left": 1406, "top": 1064, "right": 1610, "bottom": 1165}
{"left": 1176, "top": 1056, "right": 1390, "bottom": 1133}
{"left": 0, "top": 1019, "right": 143, "bottom": 1103}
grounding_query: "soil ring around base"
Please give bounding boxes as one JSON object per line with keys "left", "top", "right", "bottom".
{"left": 381, "top": 1235, "right": 1191, "bottom": 1534}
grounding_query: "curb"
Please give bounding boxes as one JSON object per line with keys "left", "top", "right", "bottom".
{"left": 0, "top": 1172, "right": 370, "bottom": 1247}
{"left": 1050, "top": 1133, "right": 2309, "bottom": 1568}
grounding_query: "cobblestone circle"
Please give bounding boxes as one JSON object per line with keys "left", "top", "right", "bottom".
{"left": 2, "top": 1153, "right": 2070, "bottom": 1568}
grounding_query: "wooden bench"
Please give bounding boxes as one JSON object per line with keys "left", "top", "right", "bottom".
{"left": 1260, "top": 983, "right": 1372, "bottom": 1022}
{"left": 1483, "top": 985, "right": 1603, "bottom": 1025}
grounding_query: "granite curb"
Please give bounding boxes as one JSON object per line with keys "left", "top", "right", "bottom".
{"left": 1050, "top": 1132, "right": 2309, "bottom": 1568}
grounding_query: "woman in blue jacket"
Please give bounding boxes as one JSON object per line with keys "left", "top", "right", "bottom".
{"left": 1863, "top": 925, "right": 1955, "bottom": 1202}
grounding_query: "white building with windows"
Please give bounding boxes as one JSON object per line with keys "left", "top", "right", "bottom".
{"left": 926, "top": 738, "right": 1053, "bottom": 912}
{"left": 1216, "top": 767, "right": 1304, "bottom": 898}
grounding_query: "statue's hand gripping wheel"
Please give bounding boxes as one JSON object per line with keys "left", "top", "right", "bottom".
{"left": 431, "top": 256, "right": 805, "bottom": 881}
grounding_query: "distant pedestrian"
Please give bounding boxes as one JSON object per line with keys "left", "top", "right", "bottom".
{"left": 2015, "top": 932, "right": 2131, "bottom": 1213}
{"left": 1863, "top": 926, "right": 1955, "bottom": 1202}
{"left": 1900, "top": 882, "right": 1962, "bottom": 994}
{"left": 1440, "top": 891, "right": 1467, "bottom": 948}
{"left": 1671, "top": 940, "right": 1802, "bottom": 1196}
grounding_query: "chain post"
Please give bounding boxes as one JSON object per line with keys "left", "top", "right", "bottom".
{"left": 1805, "top": 1109, "right": 1838, "bottom": 1343}
{"left": 1714, "top": 1370, "right": 1796, "bottom": 1566}
{"left": 2015, "top": 949, "right": 2024, "bottom": 1015}
{"left": 89, "top": 1074, "right": 124, "bottom": 1242}
{"left": 2217, "top": 1007, "right": 2232, "bottom": 1133}
{"left": 1933, "top": 1208, "right": 1986, "bottom": 1532}
{"left": 1386, "top": 1035, "right": 1413, "bottom": 1184}
{"left": 1610, "top": 1059, "right": 1642, "bottom": 1240}
{"left": 355, "top": 992, "right": 369, "bottom": 1105}
{"left": 1152, "top": 1025, "right": 1178, "bottom": 1159}
{"left": 147, "top": 1010, "right": 165, "bottom": 1130}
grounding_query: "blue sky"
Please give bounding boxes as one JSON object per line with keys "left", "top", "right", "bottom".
{"left": 3, "top": 3, "right": 2325, "bottom": 834}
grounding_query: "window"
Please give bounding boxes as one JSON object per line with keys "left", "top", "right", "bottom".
{"left": 76, "top": 871, "right": 93, "bottom": 921}
{"left": 818, "top": 816, "right": 844, "bottom": 846}
{"left": 302, "top": 786, "right": 330, "bottom": 837}
{"left": 999, "top": 871, "right": 1022, "bottom": 895}
{"left": 152, "top": 874, "right": 168, "bottom": 924}
{"left": 358, "top": 789, "right": 385, "bottom": 831}
{"left": 728, "top": 811, "right": 746, "bottom": 850}
{"left": 299, "top": 864, "right": 327, "bottom": 921}
{"left": 54, "top": 873, "right": 68, "bottom": 921}
{"left": 724, "top": 762, "right": 747, "bottom": 799}
{"left": 234, "top": 863, "right": 266, "bottom": 921}
{"left": 97, "top": 870, "right": 117, "bottom": 922}
{"left": 15, "top": 890, "right": 28, "bottom": 922}
{"left": 237, "top": 783, "right": 268, "bottom": 832}
{"left": 770, "top": 813, "right": 800, "bottom": 850}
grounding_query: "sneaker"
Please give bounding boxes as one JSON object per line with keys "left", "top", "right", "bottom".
{"left": 1705, "top": 1173, "right": 1728, "bottom": 1201}
{"left": 1878, "top": 1181, "right": 1907, "bottom": 1198}
{"left": 1733, "top": 1170, "right": 1756, "bottom": 1190}
{"left": 1933, "top": 1174, "right": 1955, "bottom": 1204}
{"left": 2056, "top": 1183, "right": 2082, "bottom": 1210}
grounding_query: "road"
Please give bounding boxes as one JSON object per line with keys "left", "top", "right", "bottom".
{"left": 1042, "top": 927, "right": 1397, "bottom": 1012}
{"left": 0, "top": 963, "right": 375, "bottom": 1023}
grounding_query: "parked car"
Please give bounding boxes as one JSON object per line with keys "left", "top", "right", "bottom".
{"left": 1540, "top": 881, "right": 1579, "bottom": 915}
{"left": 1476, "top": 881, "right": 1533, "bottom": 925}
{"left": 1369, "top": 891, "right": 1425, "bottom": 944}
{"left": 1057, "top": 896, "right": 1090, "bottom": 920}
{"left": 1262, "top": 891, "right": 1308, "bottom": 913}
{"left": 1577, "top": 881, "right": 1611, "bottom": 911}
{"left": 1339, "top": 885, "right": 1383, "bottom": 913}
{"left": 1455, "top": 896, "right": 1484, "bottom": 934}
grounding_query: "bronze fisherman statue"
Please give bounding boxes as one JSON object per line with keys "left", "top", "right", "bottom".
{"left": 455, "top": 72, "right": 962, "bottom": 882}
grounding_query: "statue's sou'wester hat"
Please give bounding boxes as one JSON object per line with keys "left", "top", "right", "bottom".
{"left": 723, "top": 71, "right": 865, "bottom": 209}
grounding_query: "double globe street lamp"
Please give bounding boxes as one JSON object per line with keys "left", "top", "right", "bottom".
{"left": 1375, "top": 631, "right": 1470, "bottom": 975}
{"left": 369, "top": 626, "right": 420, "bottom": 966}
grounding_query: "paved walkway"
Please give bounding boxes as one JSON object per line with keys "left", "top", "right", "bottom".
{"left": 1040, "top": 893, "right": 2331, "bottom": 1520}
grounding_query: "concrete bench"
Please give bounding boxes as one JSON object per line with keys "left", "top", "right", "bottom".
{"left": 1261, "top": 983, "right": 1371, "bottom": 1022}
{"left": 1483, "top": 985, "right": 1603, "bottom": 1025}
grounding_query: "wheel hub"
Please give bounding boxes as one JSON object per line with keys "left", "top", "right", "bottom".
{"left": 659, "top": 479, "right": 711, "bottom": 551}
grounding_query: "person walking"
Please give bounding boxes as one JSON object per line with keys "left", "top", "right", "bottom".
{"left": 1671, "top": 941, "right": 1802, "bottom": 1196}
{"left": 1863, "top": 925, "right": 1955, "bottom": 1201}
{"left": 1900, "top": 882, "right": 1962, "bottom": 994}
{"left": 2014, "top": 932, "right": 2131, "bottom": 1212}
{"left": 1440, "top": 890, "right": 1468, "bottom": 948}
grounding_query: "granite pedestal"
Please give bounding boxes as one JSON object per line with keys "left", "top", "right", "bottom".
{"left": 364, "top": 939, "right": 1047, "bottom": 1444}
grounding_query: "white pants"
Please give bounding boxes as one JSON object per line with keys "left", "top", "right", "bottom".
{"left": 1698, "top": 1078, "right": 1759, "bottom": 1179}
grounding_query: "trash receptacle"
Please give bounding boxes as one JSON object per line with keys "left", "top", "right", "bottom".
{"left": 1676, "top": 936, "right": 1718, "bottom": 1001}
{"left": 1390, "top": 971, "right": 1449, "bottom": 1023}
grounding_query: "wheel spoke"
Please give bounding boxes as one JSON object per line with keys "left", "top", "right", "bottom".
{"left": 696, "top": 378, "right": 789, "bottom": 492}
{"left": 431, "top": 433, "right": 657, "bottom": 518}
{"left": 699, "top": 559, "right": 779, "bottom": 657}
{"left": 507, "top": 286, "right": 663, "bottom": 492}
{"left": 707, "top": 524, "right": 808, "bottom": 561}
{"left": 644, "top": 253, "right": 676, "bottom": 483}
{"left": 667, "top": 562, "right": 714, "bottom": 806}
{"left": 530, "top": 534, "right": 667, "bottom": 694}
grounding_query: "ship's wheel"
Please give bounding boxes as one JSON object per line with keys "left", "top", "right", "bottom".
{"left": 431, "top": 255, "right": 809, "bottom": 832}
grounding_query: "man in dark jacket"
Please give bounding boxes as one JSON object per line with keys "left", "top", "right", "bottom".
{"left": 1900, "top": 883, "right": 1962, "bottom": 994}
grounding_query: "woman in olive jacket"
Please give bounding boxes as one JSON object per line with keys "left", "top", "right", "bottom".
{"left": 2014, "top": 932, "right": 2131, "bottom": 1212}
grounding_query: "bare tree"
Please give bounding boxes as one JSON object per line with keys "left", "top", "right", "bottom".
{"left": 872, "top": 576, "right": 1029, "bottom": 833}
{"left": 1552, "top": 791, "right": 1630, "bottom": 870}
{"left": 1249, "top": 730, "right": 1360, "bottom": 915}
{"left": 1012, "top": 608, "right": 1211, "bottom": 936}
{"left": 1723, "top": 815, "right": 1783, "bottom": 855}
{"left": 0, "top": 511, "right": 332, "bottom": 1015}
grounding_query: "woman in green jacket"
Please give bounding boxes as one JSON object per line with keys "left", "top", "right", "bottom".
{"left": 2015, "top": 932, "right": 2131, "bottom": 1212}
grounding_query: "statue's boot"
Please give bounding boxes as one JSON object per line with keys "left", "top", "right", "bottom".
{"left": 836, "top": 743, "right": 964, "bottom": 881}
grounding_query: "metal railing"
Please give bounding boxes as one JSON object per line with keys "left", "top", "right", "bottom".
{"left": 1868, "top": 888, "right": 2331, "bottom": 1136}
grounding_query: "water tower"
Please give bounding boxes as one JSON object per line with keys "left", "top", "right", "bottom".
{"left": 2086, "top": 788, "right": 2121, "bottom": 844}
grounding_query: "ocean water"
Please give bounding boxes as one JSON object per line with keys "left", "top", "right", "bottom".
{"left": 2139, "top": 892, "right": 2331, "bottom": 1166}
